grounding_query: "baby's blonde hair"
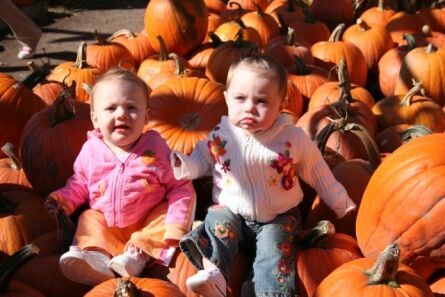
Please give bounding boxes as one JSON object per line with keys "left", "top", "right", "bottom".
{"left": 226, "top": 55, "right": 288, "bottom": 99}
{"left": 91, "top": 67, "right": 151, "bottom": 110}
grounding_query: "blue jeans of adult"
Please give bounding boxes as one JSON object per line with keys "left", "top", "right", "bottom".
{"left": 179, "top": 205, "right": 302, "bottom": 297}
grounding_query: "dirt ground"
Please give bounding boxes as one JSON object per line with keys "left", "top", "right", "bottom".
{"left": 0, "top": 0, "right": 148, "bottom": 81}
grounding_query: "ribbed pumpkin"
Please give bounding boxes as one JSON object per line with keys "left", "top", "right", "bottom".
{"left": 372, "top": 82, "right": 445, "bottom": 133}
{"left": 213, "top": 19, "right": 262, "bottom": 46}
{"left": 186, "top": 33, "right": 222, "bottom": 72}
{"left": 145, "top": 76, "right": 227, "bottom": 155}
{"left": 0, "top": 72, "right": 46, "bottom": 159}
{"left": 342, "top": 18, "right": 394, "bottom": 72}
{"left": 314, "top": 244, "right": 434, "bottom": 297}
{"left": 296, "top": 221, "right": 363, "bottom": 297}
{"left": 394, "top": 44, "right": 445, "bottom": 106}
{"left": 359, "top": 0, "right": 396, "bottom": 27}
{"left": 144, "top": 0, "right": 209, "bottom": 57}
{"left": 385, "top": 10, "right": 426, "bottom": 46}
{"left": 19, "top": 86, "right": 93, "bottom": 196}
{"left": 356, "top": 133, "right": 445, "bottom": 279}
{"left": 0, "top": 190, "right": 56, "bottom": 256}
{"left": 288, "top": 3, "right": 330, "bottom": 46}
{"left": 240, "top": 4, "right": 280, "bottom": 48}
{"left": 311, "top": 23, "right": 368, "bottom": 87}
{"left": 47, "top": 42, "right": 102, "bottom": 103}
{"left": 86, "top": 33, "right": 136, "bottom": 72}
{"left": 265, "top": 0, "right": 304, "bottom": 27}
{"left": 85, "top": 277, "right": 186, "bottom": 297}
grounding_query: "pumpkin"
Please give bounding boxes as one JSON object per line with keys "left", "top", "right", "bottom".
{"left": 342, "top": 18, "right": 394, "bottom": 72}
{"left": 86, "top": 32, "right": 136, "bottom": 72}
{"left": 47, "top": 42, "right": 102, "bottom": 103}
{"left": 0, "top": 190, "right": 56, "bottom": 256}
{"left": 205, "top": 36, "right": 259, "bottom": 84}
{"left": 264, "top": 27, "right": 314, "bottom": 68}
{"left": 313, "top": 243, "right": 434, "bottom": 297}
{"left": 372, "top": 81, "right": 445, "bottom": 133}
{"left": 85, "top": 277, "right": 186, "bottom": 297}
{"left": 311, "top": 23, "right": 368, "bottom": 87}
{"left": 265, "top": 0, "right": 304, "bottom": 28}
{"left": 296, "top": 59, "right": 377, "bottom": 165}
{"left": 385, "top": 10, "right": 426, "bottom": 46}
{"left": 377, "top": 34, "right": 417, "bottom": 97}
{"left": 20, "top": 85, "right": 93, "bottom": 196}
{"left": 0, "top": 143, "right": 31, "bottom": 188}
{"left": 394, "top": 44, "right": 445, "bottom": 106}
{"left": 359, "top": 0, "right": 396, "bottom": 27}
{"left": 285, "top": 81, "right": 304, "bottom": 118}
{"left": 204, "top": 12, "right": 224, "bottom": 43}
{"left": 187, "top": 33, "right": 223, "bottom": 72}
{"left": 144, "top": 0, "right": 209, "bottom": 57}
{"left": 240, "top": 4, "right": 280, "bottom": 48}
{"left": 356, "top": 133, "right": 445, "bottom": 279}
{"left": 32, "top": 79, "right": 65, "bottom": 105}
{"left": 288, "top": 2, "right": 330, "bottom": 46}
{"left": 108, "top": 29, "right": 156, "bottom": 68}
{"left": 0, "top": 71, "right": 46, "bottom": 159}
{"left": 418, "top": 6, "right": 445, "bottom": 33}
{"left": 286, "top": 57, "right": 331, "bottom": 109}
{"left": 213, "top": 18, "right": 263, "bottom": 46}
{"left": 296, "top": 221, "right": 363, "bottom": 297}
{"left": 145, "top": 77, "right": 227, "bottom": 155}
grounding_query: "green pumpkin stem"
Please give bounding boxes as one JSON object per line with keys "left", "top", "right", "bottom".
{"left": 400, "top": 125, "right": 433, "bottom": 142}
{"left": 400, "top": 81, "right": 423, "bottom": 106}
{"left": 363, "top": 243, "right": 400, "bottom": 287}
{"left": 298, "top": 220, "right": 335, "bottom": 249}
{"left": 329, "top": 23, "right": 346, "bottom": 42}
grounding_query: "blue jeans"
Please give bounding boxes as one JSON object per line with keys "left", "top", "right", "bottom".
{"left": 179, "top": 205, "right": 301, "bottom": 297}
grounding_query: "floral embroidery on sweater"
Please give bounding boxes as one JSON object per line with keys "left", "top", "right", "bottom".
{"left": 208, "top": 133, "right": 231, "bottom": 172}
{"left": 270, "top": 141, "right": 297, "bottom": 190}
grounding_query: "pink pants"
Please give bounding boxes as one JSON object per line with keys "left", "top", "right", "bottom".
{"left": 0, "top": 0, "right": 41, "bottom": 48}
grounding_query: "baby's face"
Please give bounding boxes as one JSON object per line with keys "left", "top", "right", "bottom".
{"left": 225, "top": 67, "right": 285, "bottom": 135}
{"left": 91, "top": 78, "right": 148, "bottom": 153}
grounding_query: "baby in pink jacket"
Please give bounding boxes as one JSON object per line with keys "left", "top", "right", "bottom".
{"left": 44, "top": 67, "right": 196, "bottom": 286}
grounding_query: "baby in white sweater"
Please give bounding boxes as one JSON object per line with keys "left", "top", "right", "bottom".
{"left": 172, "top": 55, "right": 356, "bottom": 297}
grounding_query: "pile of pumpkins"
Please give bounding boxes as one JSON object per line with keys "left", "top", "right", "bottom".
{"left": 1, "top": 0, "right": 445, "bottom": 296}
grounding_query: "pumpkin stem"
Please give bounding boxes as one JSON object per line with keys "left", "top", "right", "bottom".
{"left": 227, "top": 1, "right": 243, "bottom": 11}
{"left": 277, "top": 13, "right": 289, "bottom": 36}
{"left": 0, "top": 195, "right": 17, "bottom": 214}
{"left": 400, "top": 80, "right": 423, "bottom": 106}
{"left": 1, "top": 143, "right": 22, "bottom": 170}
{"left": 72, "top": 42, "right": 90, "bottom": 69}
{"left": 114, "top": 278, "right": 139, "bottom": 297}
{"left": 421, "top": 24, "right": 432, "bottom": 36}
{"left": 294, "top": 56, "right": 311, "bottom": 75}
{"left": 338, "top": 57, "right": 352, "bottom": 106}
{"left": 400, "top": 124, "right": 432, "bottom": 142}
{"left": 377, "top": 0, "right": 386, "bottom": 11}
{"left": 363, "top": 243, "right": 400, "bottom": 287}
{"left": 156, "top": 35, "right": 170, "bottom": 61}
{"left": 357, "top": 18, "right": 370, "bottom": 32}
{"left": 426, "top": 43, "right": 437, "bottom": 53}
{"left": 298, "top": 220, "right": 335, "bottom": 248}
{"left": 208, "top": 32, "right": 224, "bottom": 46}
{"left": 301, "top": 1, "right": 315, "bottom": 23}
{"left": 285, "top": 27, "right": 296, "bottom": 45}
{"left": 181, "top": 112, "right": 201, "bottom": 130}
{"left": 108, "top": 29, "right": 136, "bottom": 41}
{"left": 329, "top": 23, "right": 346, "bottom": 42}
{"left": 253, "top": 3, "right": 265, "bottom": 16}
{"left": 233, "top": 18, "right": 246, "bottom": 29}
{"left": 170, "top": 53, "right": 186, "bottom": 75}
{"left": 0, "top": 244, "right": 40, "bottom": 294}
{"left": 21, "top": 61, "right": 51, "bottom": 89}
{"left": 403, "top": 34, "right": 417, "bottom": 50}
{"left": 50, "top": 81, "right": 77, "bottom": 127}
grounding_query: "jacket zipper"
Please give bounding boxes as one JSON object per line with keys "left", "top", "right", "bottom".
{"left": 112, "top": 162, "right": 125, "bottom": 226}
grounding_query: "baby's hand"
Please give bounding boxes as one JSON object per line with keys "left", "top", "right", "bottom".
{"left": 44, "top": 196, "right": 62, "bottom": 217}
{"left": 173, "top": 153, "right": 182, "bottom": 167}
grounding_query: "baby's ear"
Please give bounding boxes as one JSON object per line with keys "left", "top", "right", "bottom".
{"left": 90, "top": 111, "right": 99, "bottom": 129}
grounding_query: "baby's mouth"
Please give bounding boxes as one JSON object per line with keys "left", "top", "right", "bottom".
{"left": 114, "top": 124, "right": 130, "bottom": 131}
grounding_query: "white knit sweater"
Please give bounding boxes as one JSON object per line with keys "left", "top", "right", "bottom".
{"left": 172, "top": 113, "right": 356, "bottom": 223}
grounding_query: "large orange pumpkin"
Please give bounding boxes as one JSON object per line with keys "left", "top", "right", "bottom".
{"left": 145, "top": 76, "right": 227, "bottom": 155}
{"left": 314, "top": 244, "right": 434, "bottom": 297}
{"left": 144, "top": 0, "right": 209, "bottom": 57}
{"left": 356, "top": 133, "right": 445, "bottom": 279}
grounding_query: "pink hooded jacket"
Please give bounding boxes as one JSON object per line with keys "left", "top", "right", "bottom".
{"left": 50, "top": 129, "right": 196, "bottom": 242}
